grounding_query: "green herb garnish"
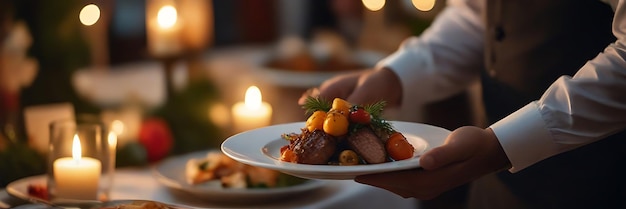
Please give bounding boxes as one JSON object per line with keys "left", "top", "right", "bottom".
{"left": 302, "top": 96, "right": 331, "bottom": 115}
{"left": 363, "top": 100, "right": 386, "bottom": 118}
{"left": 302, "top": 97, "right": 394, "bottom": 135}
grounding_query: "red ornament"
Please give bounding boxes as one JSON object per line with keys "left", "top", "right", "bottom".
{"left": 138, "top": 117, "right": 174, "bottom": 162}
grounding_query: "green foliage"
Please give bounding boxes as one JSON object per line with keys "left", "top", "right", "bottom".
{"left": 0, "top": 143, "right": 46, "bottom": 187}
{"left": 151, "top": 80, "right": 225, "bottom": 156}
{"left": 115, "top": 141, "right": 148, "bottom": 168}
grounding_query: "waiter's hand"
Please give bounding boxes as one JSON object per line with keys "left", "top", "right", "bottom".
{"left": 298, "top": 67, "right": 403, "bottom": 106}
{"left": 355, "top": 126, "right": 511, "bottom": 199}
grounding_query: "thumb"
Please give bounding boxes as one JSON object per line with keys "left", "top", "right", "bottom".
{"left": 419, "top": 145, "right": 465, "bottom": 170}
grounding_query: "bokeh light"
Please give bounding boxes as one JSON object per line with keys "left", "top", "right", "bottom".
{"left": 79, "top": 4, "right": 101, "bottom": 26}
{"left": 362, "top": 0, "right": 385, "bottom": 11}
{"left": 412, "top": 0, "right": 436, "bottom": 12}
{"left": 157, "top": 5, "right": 178, "bottom": 29}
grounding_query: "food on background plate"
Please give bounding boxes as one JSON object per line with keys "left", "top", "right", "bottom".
{"left": 279, "top": 97, "right": 415, "bottom": 165}
{"left": 99, "top": 200, "right": 174, "bottom": 209}
{"left": 27, "top": 184, "right": 48, "bottom": 200}
{"left": 266, "top": 32, "right": 364, "bottom": 72}
{"left": 186, "top": 152, "right": 307, "bottom": 189}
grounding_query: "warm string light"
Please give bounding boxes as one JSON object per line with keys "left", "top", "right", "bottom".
{"left": 412, "top": 0, "right": 436, "bottom": 12}
{"left": 362, "top": 0, "right": 385, "bottom": 11}
{"left": 79, "top": 4, "right": 101, "bottom": 26}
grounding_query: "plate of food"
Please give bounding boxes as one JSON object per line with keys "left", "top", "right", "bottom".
{"left": 221, "top": 97, "right": 451, "bottom": 180}
{"left": 6, "top": 177, "right": 186, "bottom": 209}
{"left": 6, "top": 175, "right": 50, "bottom": 206}
{"left": 251, "top": 33, "right": 385, "bottom": 88}
{"left": 152, "top": 150, "right": 326, "bottom": 203}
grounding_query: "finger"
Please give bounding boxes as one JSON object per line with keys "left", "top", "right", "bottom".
{"left": 346, "top": 71, "right": 378, "bottom": 105}
{"left": 355, "top": 169, "right": 452, "bottom": 199}
{"left": 355, "top": 171, "right": 420, "bottom": 197}
{"left": 420, "top": 145, "right": 470, "bottom": 171}
{"left": 346, "top": 85, "right": 374, "bottom": 105}
{"left": 298, "top": 88, "right": 319, "bottom": 105}
{"left": 317, "top": 72, "right": 361, "bottom": 101}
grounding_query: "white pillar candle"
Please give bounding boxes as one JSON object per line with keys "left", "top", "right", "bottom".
{"left": 53, "top": 134, "right": 102, "bottom": 200}
{"left": 232, "top": 86, "right": 273, "bottom": 133}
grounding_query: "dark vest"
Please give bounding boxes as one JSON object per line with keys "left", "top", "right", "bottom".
{"left": 481, "top": 0, "right": 626, "bottom": 208}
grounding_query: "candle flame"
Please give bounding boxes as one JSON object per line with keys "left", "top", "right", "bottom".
{"left": 72, "top": 134, "right": 82, "bottom": 162}
{"left": 362, "top": 0, "right": 385, "bottom": 11}
{"left": 108, "top": 132, "right": 118, "bottom": 149}
{"left": 157, "top": 5, "right": 178, "bottom": 29}
{"left": 244, "top": 86, "right": 262, "bottom": 109}
{"left": 79, "top": 4, "right": 101, "bottom": 26}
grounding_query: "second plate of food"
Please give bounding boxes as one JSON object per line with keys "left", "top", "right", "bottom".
{"left": 152, "top": 150, "right": 327, "bottom": 204}
{"left": 221, "top": 121, "right": 450, "bottom": 180}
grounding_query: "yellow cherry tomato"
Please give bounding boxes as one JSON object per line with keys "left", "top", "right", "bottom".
{"left": 323, "top": 110, "right": 349, "bottom": 136}
{"left": 306, "top": 110, "right": 327, "bottom": 132}
{"left": 339, "top": 150, "right": 360, "bottom": 165}
{"left": 331, "top": 98, "right": 351, "bottom": 117}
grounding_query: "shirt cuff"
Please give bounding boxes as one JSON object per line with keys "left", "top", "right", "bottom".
{"left": 489, "top": 102, "right": 558, "bottom": 172}
{"left": 375, "top": 38, "right": 431, "bottom": 109}
{"left": 376, "top": 38, "right": 429, "bottom": 78}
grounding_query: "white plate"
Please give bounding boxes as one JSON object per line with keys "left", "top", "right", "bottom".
{"left": 152, "top": 150, "right": 326, "bottom": 203}
{"left": 6, "top": 178, "right": 185, "bottom": 209}
{"left": 6, "top": 175, "right": 49, "bottom": 205}
{"left": 251, "top": 50, "right": 385, "bottom": 88}
{"left": 221, "top": 121, "right": 451, "bottom": 180}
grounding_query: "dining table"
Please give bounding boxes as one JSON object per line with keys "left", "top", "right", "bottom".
{"left": 1, "top": 44, "right": 427, "bottom": 209}
{"left": 0, "top": 166, "right": 419, "bottom": 209}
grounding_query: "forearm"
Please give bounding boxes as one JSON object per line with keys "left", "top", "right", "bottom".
{"left": 376, "top": 0, "right": 486, "bottom": 109}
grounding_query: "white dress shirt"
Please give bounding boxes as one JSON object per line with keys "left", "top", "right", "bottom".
{"left": 377, "top": 0, "right": 626, "bottom": 172}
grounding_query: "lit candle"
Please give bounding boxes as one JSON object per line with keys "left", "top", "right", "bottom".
{"left": 146, "top": 0, "right": 182, "bottom": 57}
{"left": 101, "top": 108, "right": 141, "bottom": 147}
{"left": 231, "top": 86, "right": 273, "bottom": 133}
{"left": 53, "top": 134, "right": 102, "bottom": 200}
{"left": 107, "top": 131, "right": 117, "bottom": 176}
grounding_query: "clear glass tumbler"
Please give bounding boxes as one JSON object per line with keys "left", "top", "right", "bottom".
{"left": 47, "top": 115, "right": 114, "bottom": 204}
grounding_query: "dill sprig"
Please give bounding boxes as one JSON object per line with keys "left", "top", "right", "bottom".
{"left": 370, "top": 118, "right": 394, "bottom": 135}
{"left": 363, "top": 100, "right": 387, "bottom": 118}
{"left": 302, "top": 96, "right": 331, "bottom": 115}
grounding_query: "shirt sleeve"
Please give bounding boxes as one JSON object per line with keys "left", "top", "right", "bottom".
{"left": 376, "top": 0, "right": 486, "bottom": 109}
{"left": 491, "top": 0, "right": 626, "bottom": 172}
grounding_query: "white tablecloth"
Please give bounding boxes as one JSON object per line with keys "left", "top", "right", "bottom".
{"left": 0, "top": 167, "right": 418, "bottom": 209}
{"left": 104, "top": 168, "right": 418, "bottom": 209}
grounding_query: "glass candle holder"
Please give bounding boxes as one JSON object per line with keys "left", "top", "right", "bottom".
{"left": 47, "top": 116, "right": 115, "bottom": 204}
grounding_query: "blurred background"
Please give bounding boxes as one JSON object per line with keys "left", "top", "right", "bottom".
{"left": 1, "top": 1, "right": 478, "bottom": 207}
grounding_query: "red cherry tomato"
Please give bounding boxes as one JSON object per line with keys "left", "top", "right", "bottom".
{"left": 386, "top": 132, "right": 415, "bottom": 160}
{"left": 349, "top": 107, "right": 371, "bottom": 124}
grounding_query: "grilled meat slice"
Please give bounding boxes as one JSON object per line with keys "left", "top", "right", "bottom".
{"left": 292, "top": 130, "right": 337, "bottom": 165}
{"left": 346, "top": 128, "right": 386, "bottom": 164}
